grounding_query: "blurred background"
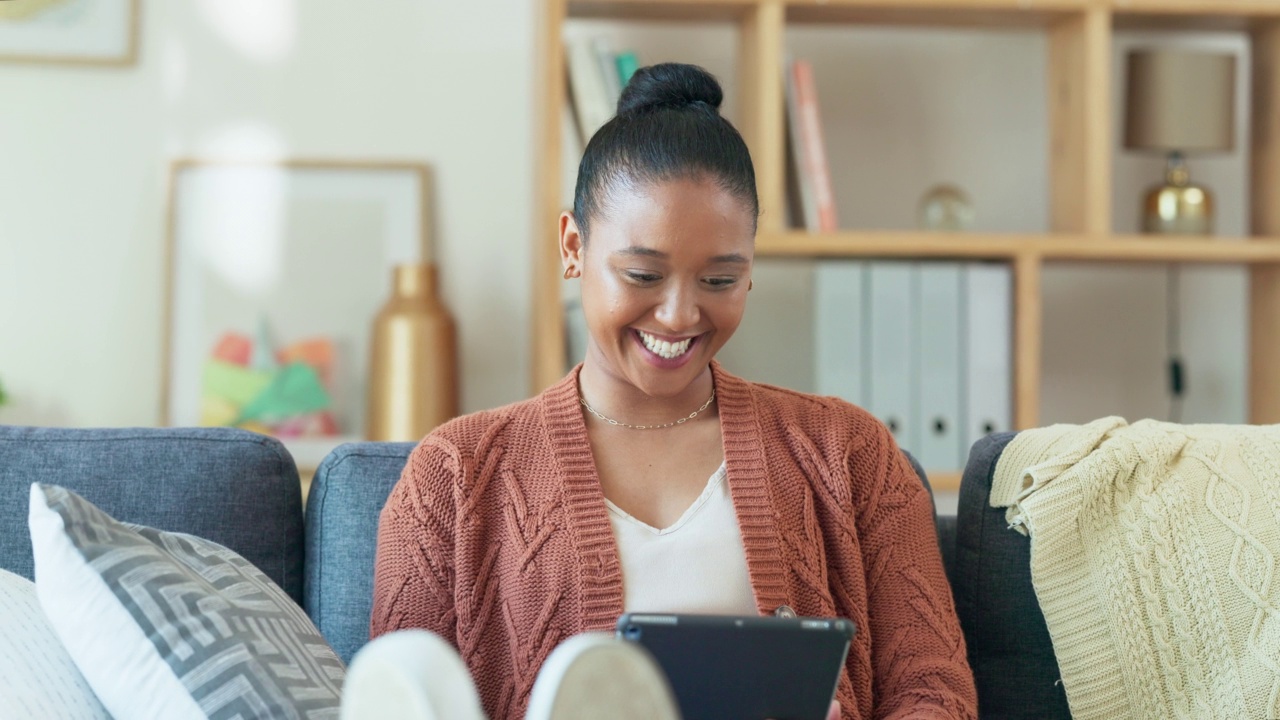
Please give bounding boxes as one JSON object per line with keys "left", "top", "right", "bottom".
{"left": 0, "top": 2, "right": 1264, "bottom": 510}
{"left": 1, "top": 0, "right": 534, "bottom": 432}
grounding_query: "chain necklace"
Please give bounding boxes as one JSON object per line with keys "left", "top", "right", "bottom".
{"left": 579, "top": 389, "right": 716, "bottom": 430}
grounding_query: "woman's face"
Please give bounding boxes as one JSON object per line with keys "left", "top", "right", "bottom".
{"left": 561, "top": 175, "right": 756, "bottom": 399}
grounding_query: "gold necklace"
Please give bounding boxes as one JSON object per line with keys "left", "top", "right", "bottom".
{"left": 579, "top": 389, "right": 716, "bottom": 430}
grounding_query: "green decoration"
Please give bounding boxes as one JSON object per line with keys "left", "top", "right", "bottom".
{"left": 236, "top": 363, "right": 332, "bottom": 425}
{"left": 203, "top": 361, "right": 273, "bottom": 407}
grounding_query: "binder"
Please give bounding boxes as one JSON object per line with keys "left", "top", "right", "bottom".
{"left": 813, "top": 261, "right": 866, "bottom": 405}
{"left": 915, "top": 263, "right": 964, "bottom": 472}
{"left": 867, "top": 262, "right": 917, "bottom": 453}
{"left": 962, "top": 262, "right": 1013, "bottom": 449}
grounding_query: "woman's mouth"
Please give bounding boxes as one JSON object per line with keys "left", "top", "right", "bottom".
{"left": 633, "top": 329, "right": 699, "bottom": 363}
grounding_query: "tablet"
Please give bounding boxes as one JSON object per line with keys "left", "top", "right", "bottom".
{"left": 616, "top": 613, "right": 855, "bottom": 720}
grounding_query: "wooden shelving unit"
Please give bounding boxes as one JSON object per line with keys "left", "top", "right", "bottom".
{"left": 534, "top": 0, "right": 1280, "bottom": 490}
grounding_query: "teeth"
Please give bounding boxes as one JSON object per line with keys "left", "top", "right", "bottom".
{"left": 638, "top": 331, "right": 693, "bottom": 360}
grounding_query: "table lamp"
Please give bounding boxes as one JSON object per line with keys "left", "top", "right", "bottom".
{"left": 1124, "top": 49, "right": 1235, "bottom": 236}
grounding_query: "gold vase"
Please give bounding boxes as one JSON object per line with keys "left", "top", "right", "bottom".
{"left": 366, "top": 263, "right": 458, "bottom": 442}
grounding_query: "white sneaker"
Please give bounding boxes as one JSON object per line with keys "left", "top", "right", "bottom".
{"left": 340, "top": 629, "right": 487, "bottom": 720}
{"left": 526, "top": 632, "right": 681, "bottom": 720}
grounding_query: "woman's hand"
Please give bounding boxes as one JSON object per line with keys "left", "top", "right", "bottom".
{"left": 827, "top": 700, "right": 841, "bottom": 720}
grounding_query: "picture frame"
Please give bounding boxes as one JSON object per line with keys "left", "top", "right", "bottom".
{"left": 0, "top": 0, "right": 139, "bottom": 66}
{"left": 161, "top": 159, "right": 431, "bottom": 469}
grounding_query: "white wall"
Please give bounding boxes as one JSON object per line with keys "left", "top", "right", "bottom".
{"left": 0, "top": 9, "right": 1251, "bottom": 436}
{"left": 0, "top": 0, "right": 533, "bottom": 426}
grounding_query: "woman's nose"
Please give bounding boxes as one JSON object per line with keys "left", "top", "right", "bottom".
{"left": 654, "top": 285, "right": 700, "bottom": 331}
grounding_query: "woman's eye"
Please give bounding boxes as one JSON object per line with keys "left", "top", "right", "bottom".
{"left": 704, "top": 277, "right": 737, "bottom": 288}
{"left": 624, "top": 271, "right": 661, "bottom": 284}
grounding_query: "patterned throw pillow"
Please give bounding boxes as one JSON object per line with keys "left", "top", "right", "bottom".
{"left": 28, "top": 483, "right": 345, "bottom": 719}
{"left": 0, "top": 567, "right": 111, "bottom": 719}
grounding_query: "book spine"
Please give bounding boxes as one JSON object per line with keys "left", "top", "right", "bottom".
{"left": 792, "top": 60, "right": 838, "bottom": 232}
{"left": 593, "top": 38, "right": 622, "bottom": 112}
{"left": 786, "top": 60, "right": 818, "bottom": 232}
{"left": 566, "top": 39, "right": 613, "bottom": 144}
{"left": 615, "top": 51, "right": 640, "bottom": 89}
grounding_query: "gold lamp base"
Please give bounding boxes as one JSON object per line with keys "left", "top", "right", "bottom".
{"left": 1142, "top": 152, "right": 1213, "bottom": 236}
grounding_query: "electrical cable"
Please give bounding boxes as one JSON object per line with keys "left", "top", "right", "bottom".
{"left": 1168, "top": 265, "right": 1185, "bottom": 423}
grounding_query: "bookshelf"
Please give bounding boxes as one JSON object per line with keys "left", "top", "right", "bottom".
{"left": 534, "top": 0, "right": 1280, "bottom": 490}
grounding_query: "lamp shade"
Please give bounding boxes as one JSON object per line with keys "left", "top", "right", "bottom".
{"left": 1124, "top": 50, "right": 1235, "bottom": 153}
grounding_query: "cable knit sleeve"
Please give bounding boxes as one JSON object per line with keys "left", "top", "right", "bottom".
{"left": 850, "top": 421, "right": 977, "bottom": 720}
{"left": 369, "top": 437, "right": 460, "bottom": 644}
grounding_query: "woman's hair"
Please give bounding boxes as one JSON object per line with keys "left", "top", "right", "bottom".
{"left": 572, "top": 63, "right": 759, "bottom": 240}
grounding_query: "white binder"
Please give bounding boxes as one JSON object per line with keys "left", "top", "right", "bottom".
{"left": 962, "top": 262, "right": 1013, "bottom": 450}
{"left": 915, "top": 263, "right": 964, "bottom": 472}
{"left": 813, "top": 261, "right": 866, "bottom": 405}
{"left": 867, "top": 262, "right": 917, "bottom": 453}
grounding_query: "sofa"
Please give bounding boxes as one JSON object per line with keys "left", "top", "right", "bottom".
{"left": 0, "top": 424, "right": 1066, "bottom": 719}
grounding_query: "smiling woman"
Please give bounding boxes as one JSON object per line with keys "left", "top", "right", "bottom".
{"left": 369, "top": 63, "right": 977, "bottom": 720}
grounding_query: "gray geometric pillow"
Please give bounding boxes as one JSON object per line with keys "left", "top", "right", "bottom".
{"left": 28, "top": 483, "right": 344, "bottom": 719}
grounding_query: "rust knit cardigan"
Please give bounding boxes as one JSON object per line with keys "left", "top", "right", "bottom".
{"left": 370, "top": 361, "right": 977, "bottom": 719}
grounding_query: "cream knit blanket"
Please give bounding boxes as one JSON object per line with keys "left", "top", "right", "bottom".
{"left": 991, "top": 417, "right": 1280, "bottom": 720}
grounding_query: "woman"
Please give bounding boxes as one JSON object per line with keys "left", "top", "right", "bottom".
{"left": 371, "top": 63, "right": 977, "bottom": 720}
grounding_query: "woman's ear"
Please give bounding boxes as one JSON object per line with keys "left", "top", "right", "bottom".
{"left": 559, "top": 211, "right": 585, "bottom": 278}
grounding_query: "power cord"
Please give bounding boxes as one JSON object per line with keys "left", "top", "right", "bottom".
{"left": 1168, "top": 265, "right": 1186, "bottom": 423}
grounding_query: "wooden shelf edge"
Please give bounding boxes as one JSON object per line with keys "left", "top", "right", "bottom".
{"left": 1112, "top": 0, "right": 1280, "bottom": 17}
{"left": 1047, "top": 236, "right": 1280, "bottom": 262}
{"left": 568, "top": 0, "right": 758, "bottom": 21}
{"left": 756, "top": 231, "right": 1035, "bottom": 258}
{"left": 787, "top": 0, "right": 1088, "bottom": 28}
{"left": 756, "top": 231, "right": 1280, "bottom": 263}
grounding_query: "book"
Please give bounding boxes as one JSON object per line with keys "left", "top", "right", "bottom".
{"left": 616, "top": 51, "right": 640, "bottom": 88}
{"left": 565, "top": 38, "right": 614, "bottom": 146}
{"left": 593, "top": 38, "right": 622, "bottom": 113}
{"left": 786, "top": 59, "right": 838, "bottom": 232}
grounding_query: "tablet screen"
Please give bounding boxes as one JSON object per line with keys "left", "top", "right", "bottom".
{"left": 616, "top": 613, "right": 855, "bottom": 720}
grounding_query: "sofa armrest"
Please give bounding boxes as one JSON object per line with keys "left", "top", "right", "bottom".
{"left": 954, "top": 432, "right": 1070, "bottom": 718}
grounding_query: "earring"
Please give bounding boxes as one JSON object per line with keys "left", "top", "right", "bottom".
{"left": 748, "top": 280, "right": 753, "bottom": 291}
{"left": 563, "top": 266, "right": 576, "bottom": 280}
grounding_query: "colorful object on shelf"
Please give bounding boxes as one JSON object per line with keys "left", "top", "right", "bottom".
{"left": 200, "top": 328, "right": 340, "bottom": 439}
{"left": 615, "top": 51, "right": 639, "bottom": 87}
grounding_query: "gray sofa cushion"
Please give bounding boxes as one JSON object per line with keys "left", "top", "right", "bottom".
{"left": 305, "top": 441, "right": 414, "bottom": 665}
{"left": 0, "top": 426, "right": 304, "bottom": 604}
{"left": 953, "top": 432, "right": 1069, "bottom": 719}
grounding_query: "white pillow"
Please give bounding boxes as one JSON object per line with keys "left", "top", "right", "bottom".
{"left": 0, "top": 567, "right": 111, "bottom": 719}
{"left": 28, "top": 483, "right": 345, "bottom": 720}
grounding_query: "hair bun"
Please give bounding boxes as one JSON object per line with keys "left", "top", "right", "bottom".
{"left": 617, "top": 63, "right": 724, "bottom": 116}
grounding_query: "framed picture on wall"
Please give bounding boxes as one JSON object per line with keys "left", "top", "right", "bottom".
{"left": 0, "top": 0, "right": 139, "bottom": 66}
{"left": 162, "top": 159, "right": 431, "bottom": 469}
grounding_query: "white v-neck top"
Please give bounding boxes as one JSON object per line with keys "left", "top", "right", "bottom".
{"left": 604, "top": 463, "right": 758, "bottom": 615}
